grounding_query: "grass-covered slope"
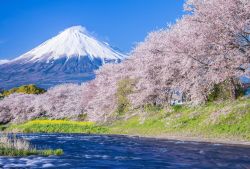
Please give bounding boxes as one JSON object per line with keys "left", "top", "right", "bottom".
{"left": 7, "top": 120, "right": 108, "bottom": 134}
{"left": 108, "top": 97, "right": 250, "bottom": 141}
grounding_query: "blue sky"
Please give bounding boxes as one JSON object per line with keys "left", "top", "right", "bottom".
{"left": 0, "top": 0, "right": 185, "bottom": 60}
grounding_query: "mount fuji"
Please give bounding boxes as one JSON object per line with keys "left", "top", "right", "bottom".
{"left": 0, "top": 26, "right": 127, "bottom": 89}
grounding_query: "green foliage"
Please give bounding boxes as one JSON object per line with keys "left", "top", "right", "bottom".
{"left": 0, "top": 146, "right": 33, "bottom": 156}
{"left": 0, "top": 135, "right": 63, "bottom": 157}
{"left": 207, "top": 79, "right": 244, "bottom": 102}
{"left": 116, "top": 78, "right": 135, "bottom": 115}
{"left": 0, "top": 125, "right": 7, "bottom": 131}
{"left": 144, "top": 104, "right": 162, "bottom": 113}
{"left": 171, "top": 105, "right": 183, "bottom": 112}
{"left": 7, "top": 120, "right": 109, "bottom": 134}
{"left": 39, "top": 149, "right": 63, "bottom": 156}
{"left": 0, "top": 146, "right": 63, "bottom": 157}
{"left": 77, "top": 113, "right": 87, "bottom": 121}
{"left": 1, "top": 84, "right": 46, "bottom": 97}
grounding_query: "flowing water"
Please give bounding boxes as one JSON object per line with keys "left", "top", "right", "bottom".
{"left": 0, "top": 134, "right": 249, "bottom": 169}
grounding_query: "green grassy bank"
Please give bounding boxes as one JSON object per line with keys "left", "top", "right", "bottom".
{"left": 2, "top": 97, "right": 250, "bottom": 143}
{"left": 5, "top": 120, "right": 108, "bottom": 134}
{"left": 108, "top": 97, "right": 250, "bottom": 142}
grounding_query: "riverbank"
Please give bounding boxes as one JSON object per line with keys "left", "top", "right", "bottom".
{"left": 3, "top": 120, "right": 108, "bottom": 134}
{"left": 108, "top": 97, "right": 250, "bottom": 145}
{"left": 1, "top": 97, "right": 250, "bottom": 146}
{"left": 124, "top": 134, "right": 250, "bottom": 146}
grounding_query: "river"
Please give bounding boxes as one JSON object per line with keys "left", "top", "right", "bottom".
{"left": 0, "top": 134, "right": 249, "bottom": 168}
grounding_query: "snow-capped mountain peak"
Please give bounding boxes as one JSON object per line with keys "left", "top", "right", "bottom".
{"left": 16, "top": 26, "right": 126, "bottom": 63}
{"left": 0, "top": 26, "right": 127, "bottom": 89}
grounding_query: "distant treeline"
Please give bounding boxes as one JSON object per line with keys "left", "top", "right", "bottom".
{"left": 0, "top": 84, "right": 46, "bottom": 98}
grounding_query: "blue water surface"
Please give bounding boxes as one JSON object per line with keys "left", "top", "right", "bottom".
{"left": 0, "top": 134, "right": 249, "bottom": 169}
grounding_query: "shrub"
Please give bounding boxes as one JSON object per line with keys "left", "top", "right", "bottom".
{"left": 1, "top": 84, "right": 46, "bottom": 97}
{"left": 116, "top": 79, "right": 135, "bottom": 115}
{"left": 0, "top": 125, "right": 7, "bottom": 131}
{"left": 171, "top": 105, "right": 183, "bottom": 112}
{"left": 207, "top": 79, "right": 244, "bottom": 102}
{"left": 143, "top": 104, "right": 162, "bottom": 113}
{"left": 40, "top": 149, "right": 63, "bottom": 156}
{"left": 0, "top": 134, "right": 63, "bottom": 156}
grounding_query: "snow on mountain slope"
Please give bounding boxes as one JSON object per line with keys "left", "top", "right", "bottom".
{"left": 14, "top": 26, "right": 126, "bottom": 63}
{"left": 0, "top": 26, "right": 127, "bottom": 89}
{"left": 0, "top": 60, "right": 9, "bottom": 65}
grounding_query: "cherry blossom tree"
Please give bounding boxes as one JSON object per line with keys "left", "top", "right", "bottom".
{"left": 125, "top": 0, "right": 250, "bottom": 104}
{"left": 0, "top": 0, "right": 249, "bottom": 124}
